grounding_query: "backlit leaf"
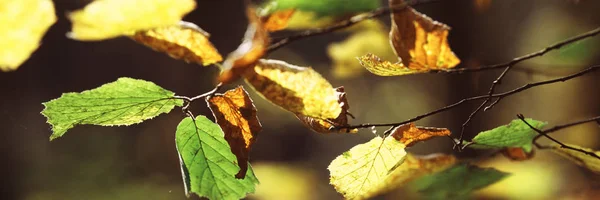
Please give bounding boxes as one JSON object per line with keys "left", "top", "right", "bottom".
{"left": 328, "top": 136, "right": 407, "bottom": 199}
{"left": 390, "top": 123, "right": 451, "bottom": 147}
{"left": 131, "top": 21, "right": 222, "bottom": 66}
{"left": 408, "top": 164, "right": 509, "bottom": 199}
{"left": 551, "top": 144, "right": 600, "bottom": 174}
{"left": 0, "top": 0, "right": 56, "bottom": 71}
{"left": 243, "top": 59, "right": 341, "bottom": 119}
{"left": 68, "top": 0, "right": 196, "bottom": 41}
{"left": 264, "top": 0, "right": 380, "bottom": 17}
{"left": 261, "top": 9, "right": 296, "bottom": 32}
{"left": 42, "top": 77, "right": 183, "bottom": 140}
{"left": 207, "top": 86, "right": 262, "bottom": 178}
{"left": 468, "top": 118, "right": 547, "bottom": 153}
{"left": 296, "top": 87, "right": 357, "bottom": 133}
{"left": 358, "top": 0, "right": 460, "bottom": 76}
{"left": 219, "top": 7, "right": 270, "bottom": 83}
{"left": 175, "top": 116, "right": 259, "bottom": 199}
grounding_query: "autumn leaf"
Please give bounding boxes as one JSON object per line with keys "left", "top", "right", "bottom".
{"left": 408, "top": 163, "right": 509, "bottom": 199}
{"left": 207, "top": 86, "right": 262, "bottom": 178}
{"left": 0, "top": 0, "right": 56, "bottom": 71}
{"left": 468, "top": 118, "right": 547, "bottom": 153}
{"left": 328, "top": 136, "right": 407, "bottom": 199}
{"left": 68, "top": 0, "right": 196, "bottom": 41}
{"left": 219, "top": 7, "right": 270, "bottom": 83}
{"left": 358, "top": 0, "right": 460, "bottom": 76}
{"left": 296, "top": 87, "right": 357, "bottom": 133}
{"left": 243, "top": 59, "right": 341, "bottom": 119}
{"left": 502, "top": 147, "right": 535, "bottom": 161}
{"left": 261, "top": 9, "right": 296, "bottom": 32}
{"left": 551, "top": 144, "right": 600, "bottom": 174}
{"left": 131, "top": 21, "right": 222, "bottom": 66}
{"left": 390, "top": 123, "right": 451, "bottom": 147}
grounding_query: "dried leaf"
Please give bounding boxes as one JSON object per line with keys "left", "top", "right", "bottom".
{"left": 296, "top": 87, "right": 357, "bottom": 133}
{"left": 131, "top": 21, "right": 222, "bottom": 66}
{"left": 551, "top": 144, "right": 600, "bottom": 174}
{"left": 208, "top": 86, "right": 262, "bottom": 178}
{"left": 219, "top": 7, "right": 270, "bottom": 83}
{"left": 391, "top": 123, "right": 451, "bottom": 147}
{"left": 68, "top": 0, "right": 196, "bottom": 41}
{"left": 502, "top": 147, "right": 535, "bottom": 161}
{"left": 243, "top": 59, "right": 341, "bottom": 119}
{"left": 358, "top": 0, "right": 460, "bottom": 76}
{"left": 0, "top": 0, "right": 56, "bottom": 71}
{"left": 261, "top": 9, "right": 296, "bottom": 32}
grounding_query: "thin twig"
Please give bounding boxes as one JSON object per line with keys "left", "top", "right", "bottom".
{"left": 338, "top": 65, "right": 600, "bottom": 129}
{"left": 173, "top": 83, "right": 223, "bottom": 117}
{"left": 517, "top": 114, "right": 600, "bottom": 160}
{"left": 266, "top": 0, "right": 443, "bottom": 53}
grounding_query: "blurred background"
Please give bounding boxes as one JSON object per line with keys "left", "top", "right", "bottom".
{"left": 1, "top": 0, "right": 600, "bottom": 199}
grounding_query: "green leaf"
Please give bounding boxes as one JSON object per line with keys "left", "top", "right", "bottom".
{"left": 175, "top": 116, "right": 259, "bottom": 200}
{"left": 468, "top": 118, "right": 547, "bottom": 152}
{"left": 41, "top": 77, "right": 183, "bottom": 140}
{"left": 264, "top": 0, "right": 380, "bottom": 17}
{"left": 408, "top": 163, "right": 509, "bottom": 200}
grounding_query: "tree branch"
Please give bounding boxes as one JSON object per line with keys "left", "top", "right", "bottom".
{"left": 517, "top": 114, "right": 600, "bottom": 160}
{"left": 339, "top": 65, "right": 600, "bottom": 129}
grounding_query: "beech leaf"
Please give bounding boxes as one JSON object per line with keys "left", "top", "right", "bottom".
{"left": 551, "top": 144, "right": 600, "bottom": 174}
{"left": 391, "top": 123, "right": 451, "bottom": 147}
{"left": 131, "top": 21, "right": 222, "bottom": 66}
{"left": 296, "top": 87, "right": 357, "bottom": 134}
{"left": 468, "top": 118, "right": 547, "bottom": 153}
{"left": 261, "top": 9, "right": 296, "bottom": 32}
{"left": 41, "top": 78, "right": 183, "bottom": 140}
{"left": 0, "top": 0, "right": 56, "bottom": 71}
{"left": 175, "top": 116, "right": 259, "bottom": 199}
{"left": 68, "top": 0, "right": 196, "bottom": 41}
{"left": 243, "top": 59, "right": 342, "bottom": 119}
{"left": 207, "top": 86, "right": 262, "bottom": 178}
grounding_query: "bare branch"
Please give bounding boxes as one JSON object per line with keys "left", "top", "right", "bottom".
{"left": 517, "top": 114, "right": 600, "bottom": 160}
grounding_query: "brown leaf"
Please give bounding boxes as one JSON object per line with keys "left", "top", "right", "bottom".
{"left": 391, "top": 123, "right": 451, "bottom": 147}
{"left": 131, "top": 21, "right": 222, "bottom": 66}
{"left": 219, "top": 7, "right": 270, "bottom": 83}
{"left": 261, "top": 9, "right": 295, "bottom": 32}
{"left": 296, "top": 87, "right": 357, "bottom": 133}
{"left": 389, "top": 0, "right": 460, "bottom": 70}
{"left": 502, "top": 147, "right": 535, "bottom": 161}
{"left": 243, "top": 59, "right": 341, "bottom": 119}
{"left": 207, "top": 86, "right": 262, "bottom": 178}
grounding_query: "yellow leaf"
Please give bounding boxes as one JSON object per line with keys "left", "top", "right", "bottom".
{"left": 0, "top": 0, "right": 56, "bottom": 71}
{"left": 379, "top": 154, "right": 456, "bottom": 195}
{"left": 296, "top": 87, "right": 357, "bottom": 133}
{"left": 207, "top": 86, "right": 262, "bottom": 178}
{"left": 551, "top": 144, "right": 600, "bottom": 174}
{"left": 358, "top": 0, "right": 460, "bottom": 76}
{"left": 219, "top": 7, "right": 270, "bottom": 83}
{"left": 131, "top": 21, "right": 222, "bottom": 66}
{"left": 243, "top": 59, "right": 341, "bottom": 119}
{"left": 261, "top": 9, "right": 296, "bottom": 32}
{"left": 68, "top": 0, "right": 196, "bottom": 41}
{"left": 390, "top": 123, "right": 451, "bottom": 147}
{"left": 328, "top": 136, "right": 407, "bottom": 199}
{"left": 327, "top": 21, "right": 398, "bottom": 79}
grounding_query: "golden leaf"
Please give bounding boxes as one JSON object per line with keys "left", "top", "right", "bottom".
{"left": 219, "top": 7, "right": 270, "bottom": 83}
{"left": 391, "top": 123, "right": 451, "bottom": 147}
{"left": 131, "top": 21, "right": 222, "bottom": 66}
{"left": 551, "top": 144, "right": 600, "bottom": 174}
{"left": 243, "top": 59, "right": 341, "bottom": 119}
{"left": 261, "top": 9, "right": 296, "bottom": 32}
{"left": 296, "top": 87, "right": 357, "bottom": 133}
{"left": 207, "top": 86, "right": 262, "bottom": 178}
{"left": 357, "top": 0, "right": 460, "bottom": 76}
{"left": 502, "top": 147, "right": 535, "bottom": 161}
{"left": 0, "top": 0, "right": 56, "bottom": 71}
{"left": 328, "top": 136, "right": 407, "bottom": 200}
{"left": 68, "top": 0, "right": 196, "bottom": 41}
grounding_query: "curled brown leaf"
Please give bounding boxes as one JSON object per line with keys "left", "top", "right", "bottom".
{"left": 391, "top": 123, "right": 451, "bottom": 147}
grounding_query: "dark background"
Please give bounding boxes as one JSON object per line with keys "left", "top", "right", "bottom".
{"left": 1, "top": 0, "right": 600, "bottom": 199}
